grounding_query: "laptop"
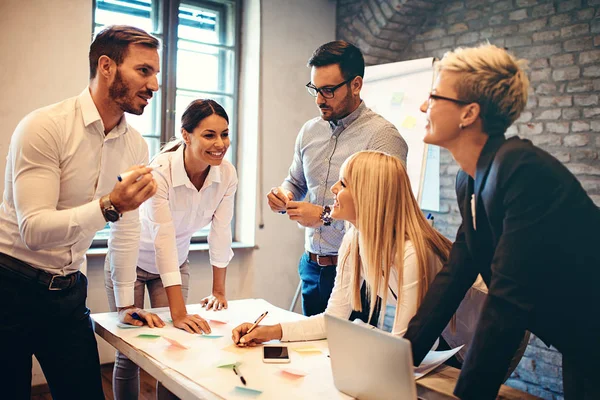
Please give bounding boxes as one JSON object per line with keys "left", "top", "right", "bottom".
{"left": 325, "top": 314, "right": 417, "bottom": 400}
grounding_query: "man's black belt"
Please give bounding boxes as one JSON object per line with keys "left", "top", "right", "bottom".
{"left": 0, "top": 252, "right": 79, "bottom": 291}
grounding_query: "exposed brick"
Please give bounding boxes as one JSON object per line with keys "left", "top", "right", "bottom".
{"left": 423, "top": 39, "right": 442, "bottom": 51}
{"left": 592, "top": 17, "right": 600, "bottom": 33}
{"left": 532, "top": 3, "right": 555, "bottom": 17}
{"left": 530, "top": 58, "right": 549, "bottom": 69}
{"left": 448, "top": 23, "right": 469, "bottom": 34}
{"left": 594, "top": 79, "right": 600, "bottom": 91}
{"left": 465, "top": 0, "right": 486, "bottom": 8}
{"left": 532, "top": 30, "right": 560, "bottom": 42}
{"left": 552, "top": 66, "right": 580, "bottom": 81}
{"left": 464, "top": 9, "right": 483, "bottom": 21}
{"left": 574, "top": 94, "right": 599, "bottom": 106}
{"left": 563, "top": 36, "right": 593, "bottom": 52}
{"left": 564, "top": 134, "right": 589, "bottom": 146}
{"left": 562, "top": 108, "right": 581, "bottom": 119}
{"left": 410, "top": 43, "right": 424, "bottom": 52}
{"left": 577, "top": 8, "right": 596, "bottom": 20}
{"left": 549, "top": 150, "right": 571, "bottom": 163}
{"left": 417, "top": 28, "right": 446, "bottom": 40}
{"left": 583, "top": 65, "right": 600, "bottom": 77}
{"left": 516, "top": 111, "right": 533, "bottom": 123}
{"left": 445, "top": 1, "right": 464, "bottom": 13}
{"left": 506, "top": 36, "right": 532, "bottom": 47}
{"left": 493, "top": 0, "right": 512, "bottom": 12}
{"left": 494, "top": 25, "right": 519, "bottom": 37}
{"left": 550, "top": 14, "right": 572, "bottom": 26}
{"left": 519, "top": 18, "right": 548, "bottom": 33}
{"left": 489, "top": 14, "right": 504, "bottom": 25}
{"left": 535, "top": 83, "right": 555, "bottom": 94}
{"left": 525, "top": 43, "right": 562, "bottom": 58}
{"left": 368, "top": 0, "right": 387, "bottom": 28}
{"left": 594, "top": 35, "right": 600, "bottom": 47}
{"left": 546, "top": 122, "right": 570, "bottom": 133}
{"left": 580, "top": 178, "right": 600, "bottom": 192}
{"left": 566, "top": 80, "right": 594, "bottom": 93}
{"left": 558, "top": 0, "right": 582, "bottom": 12}
{"left": 572, "top": 149, "right": 599, "bottom": 162}
{"left": 379, "top": 0, "right": 394, "bottom": 19}
{"left": 532, "top": 134, "right": 562, "bottom": 146}
{"left": 572, "top": 121, "right": 591, "bottom": 131}
{"left": 456, "top": 32, "right": 480, "bottom": 45}
{"left": 561, "top": 23, "right": 590, "bottom": 38}
{"left": 593, "top": 120, "right": 600, "bottom": 132}
{"left": 536, "top": 109, "right": 561, "bottom": 120}
{"left": 516, "top": 0, "right": 538, "bottom": 6}
{"left": 539, "top": 96, "right": 572, "bottom": 107}
{"left": 361, "top": 3, "right": 374, "bottom": 20}
{"left": 549, "top": 54, "right": 574, "bottom": 67}
{"left": 509, "top": 9, "right": 528, "bottom": 21}
{"left": 518, "top": 122, "right": 544, "bottom": 135}
{"left": 583, "top": 108, "right": 600, "bottom": 118}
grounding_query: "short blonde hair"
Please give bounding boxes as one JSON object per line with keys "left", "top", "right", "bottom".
{"left": 437, "top": 43, "right": 529, "bottom": 137}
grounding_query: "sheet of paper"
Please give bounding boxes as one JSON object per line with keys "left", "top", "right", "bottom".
{"left": 117, "top": 322, "right": 142, "bottom": 329}
{"left": 414, "top": 345, "right": 464, "bottom": 380}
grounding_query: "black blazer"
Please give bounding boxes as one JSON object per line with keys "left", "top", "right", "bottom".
{"left": 404, "top": 135, "right": 600, "bottom": 399}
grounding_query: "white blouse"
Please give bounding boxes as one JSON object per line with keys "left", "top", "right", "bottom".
{"left": 280, "top": 228, "right": 443, "bottom": 341}
{"left": 135, "top": 144, "right": 238, "bottom": 287}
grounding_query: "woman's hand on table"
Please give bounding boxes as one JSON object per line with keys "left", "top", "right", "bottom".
{"left": 231, "top": 323, "right": 283, "bottom": 347}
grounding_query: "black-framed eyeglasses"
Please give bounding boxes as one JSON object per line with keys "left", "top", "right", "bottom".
{"left": 306, "top": 77, "right": 355, "bottom": 99}
{"left": 427, "top": 93, "right": 471, "bottom": 108}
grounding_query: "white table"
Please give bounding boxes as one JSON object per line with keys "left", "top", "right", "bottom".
{"left": 92, "top": 299, "right": 538, "bottom": 400}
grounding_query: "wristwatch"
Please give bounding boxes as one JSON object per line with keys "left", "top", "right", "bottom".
{"left": 320, "top": 205, "right": 333, "bottom": 226}
{"left": 100, "top": 194, "right": 122, "bottom": 223}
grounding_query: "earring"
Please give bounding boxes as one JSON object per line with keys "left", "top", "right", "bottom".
{"left": 459, "top": 123, "right": 464, "bottom": 129}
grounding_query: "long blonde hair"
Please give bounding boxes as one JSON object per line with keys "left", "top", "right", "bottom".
{"left": 339, "top": 151, "right": 452, "bottom": 322}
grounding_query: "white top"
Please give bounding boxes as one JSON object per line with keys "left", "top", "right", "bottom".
{"left": 134, "top": 144, "right": 237, "bottom": 287}
{"left": 281, "top": 228, "right": 443, "bottom": 341}
{"left": 0, "top": 88, "right": 148, "bottom": 307}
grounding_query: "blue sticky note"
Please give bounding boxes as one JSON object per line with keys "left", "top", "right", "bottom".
{"left": 235, "top": 386, "right": 263, "bottom": 396}
{"left": 200, "top": 334, "right": 224, "bottom": 339}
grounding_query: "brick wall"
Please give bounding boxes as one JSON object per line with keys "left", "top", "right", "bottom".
{"left": 337, "top": 0, "right": 600, "bottom": 399}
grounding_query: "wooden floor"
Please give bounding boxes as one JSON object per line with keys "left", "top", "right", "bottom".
{"left": 31, "top": 363, "right": 158, "bottom": 400}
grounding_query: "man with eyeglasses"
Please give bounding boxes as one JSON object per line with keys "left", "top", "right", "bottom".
{"left": 267, "top": 41, "right": 408, "bottom": 317}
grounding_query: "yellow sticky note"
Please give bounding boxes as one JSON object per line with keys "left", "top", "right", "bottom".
{"left": 293, "top": 346, "right": 322, "bottom": 354}
{"left": 401, "top": 116, "right": 417, "bottom": 129}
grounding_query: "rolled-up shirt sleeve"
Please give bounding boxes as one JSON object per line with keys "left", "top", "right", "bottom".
{"left": 109, "top": 144, "right": 148, "bottom": 307}
{"left": 208, "top": 167, "right": 238, "bottom": 268}
{"left": 12, "top": 111, "right": 107, "bottom": 251}
{"left": 281, "top": 125, "right": 308, "bottom": 201}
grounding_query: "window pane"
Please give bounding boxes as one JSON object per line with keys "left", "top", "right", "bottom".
{"left": 178, "top": 4, "right": 219, "bottom": 44}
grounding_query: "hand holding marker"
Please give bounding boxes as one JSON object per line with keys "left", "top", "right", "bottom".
{"left": 118, "top": 164, "right": 162, "bottom": 182}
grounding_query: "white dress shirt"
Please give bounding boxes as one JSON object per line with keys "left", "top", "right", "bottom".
{"left": 280, "top": 227, "right": 443, "bottom": 341}
{"left": 133, "top": 144, "right": 237, "bottom": 287}
{"left": 0, "top": 88, "right": 148, "bottom": 307}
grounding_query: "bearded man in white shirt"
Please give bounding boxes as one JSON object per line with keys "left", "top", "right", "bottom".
{"left": 0, "top": 25, "right": 165, "bottom": 399}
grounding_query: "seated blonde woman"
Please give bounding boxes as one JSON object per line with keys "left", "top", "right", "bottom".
{"left": 231, "top": 151, "right": 452, "bottom": 345}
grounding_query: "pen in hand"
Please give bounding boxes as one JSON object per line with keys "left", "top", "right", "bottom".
{"left": 233, "top": 365, "right": 247, "bottom": 386}
{"left": 247, "top": 311, "right": 268, "bottom": 334}
{"left": 117, "top": 164, "right": 162, "bottom": 182}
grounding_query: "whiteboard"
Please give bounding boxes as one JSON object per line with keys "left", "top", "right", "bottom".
{"left": 362, "top": 57, "right": 440, "bottom": 211}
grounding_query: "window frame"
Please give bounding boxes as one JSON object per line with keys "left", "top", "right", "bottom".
{"left": 91, "top": 0, "right": 240, "bottom": 248}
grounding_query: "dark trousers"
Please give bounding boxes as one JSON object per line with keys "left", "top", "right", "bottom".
{"left": 298, "top": 252, "right": 337, "bottom": 316}
{"left": 563, "top": 353, "right": 599, "bottom": 400}
{"left": 0, "top": 262, "right": 104, "bottom": 400}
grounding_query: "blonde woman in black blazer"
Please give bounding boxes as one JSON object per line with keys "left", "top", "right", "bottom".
{"left": 404, "top": 43, "right": 600, "bottom": 400}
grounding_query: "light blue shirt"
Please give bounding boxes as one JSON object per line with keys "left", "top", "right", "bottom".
{"left": 282, "top": 101, "right": 408, "bottom": 256}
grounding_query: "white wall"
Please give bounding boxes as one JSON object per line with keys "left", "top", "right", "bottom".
{"left": 0, "top": 0, "right": 336, "bottom": 388}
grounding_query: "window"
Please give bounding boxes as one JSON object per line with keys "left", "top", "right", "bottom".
{"left": 92, "top": 0, "right": 239, "bottom": 247}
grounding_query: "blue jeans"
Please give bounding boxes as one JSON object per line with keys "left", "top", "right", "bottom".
{"left": 0, "top": 264, "right": 103, "bottom": 400}
{"left": 298, "top": 252, "right": 337, "bottom": 316}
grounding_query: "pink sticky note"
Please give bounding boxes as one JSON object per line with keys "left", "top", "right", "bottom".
{"left": 280, "top": 367, "right": 308, "bottom": 377}
{"left": 163, "top": 336, "right": 189, "bottom": 350}
{"left": 208, "top": 317, "right": 229, "bottom": 324}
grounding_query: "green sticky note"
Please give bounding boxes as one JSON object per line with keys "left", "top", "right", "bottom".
{"left": 200, "top": 334, "right": 224, "bottom": 339}
{"left": 235, "top": 386, "right": 262, "bottom": 396}
{"left": 137, "top": 334, "right": 161, "bottom": 339}
{"left": 217, "top": 361, "right": 240, "bottom": 369}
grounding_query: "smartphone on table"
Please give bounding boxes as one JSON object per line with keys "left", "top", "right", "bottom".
{"left": 263, "top": 346, "right": 290, "bottom": 363}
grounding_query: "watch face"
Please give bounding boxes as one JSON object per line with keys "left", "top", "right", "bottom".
{"left": 104, "top": 209, "right": 120, "bottom": 222}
